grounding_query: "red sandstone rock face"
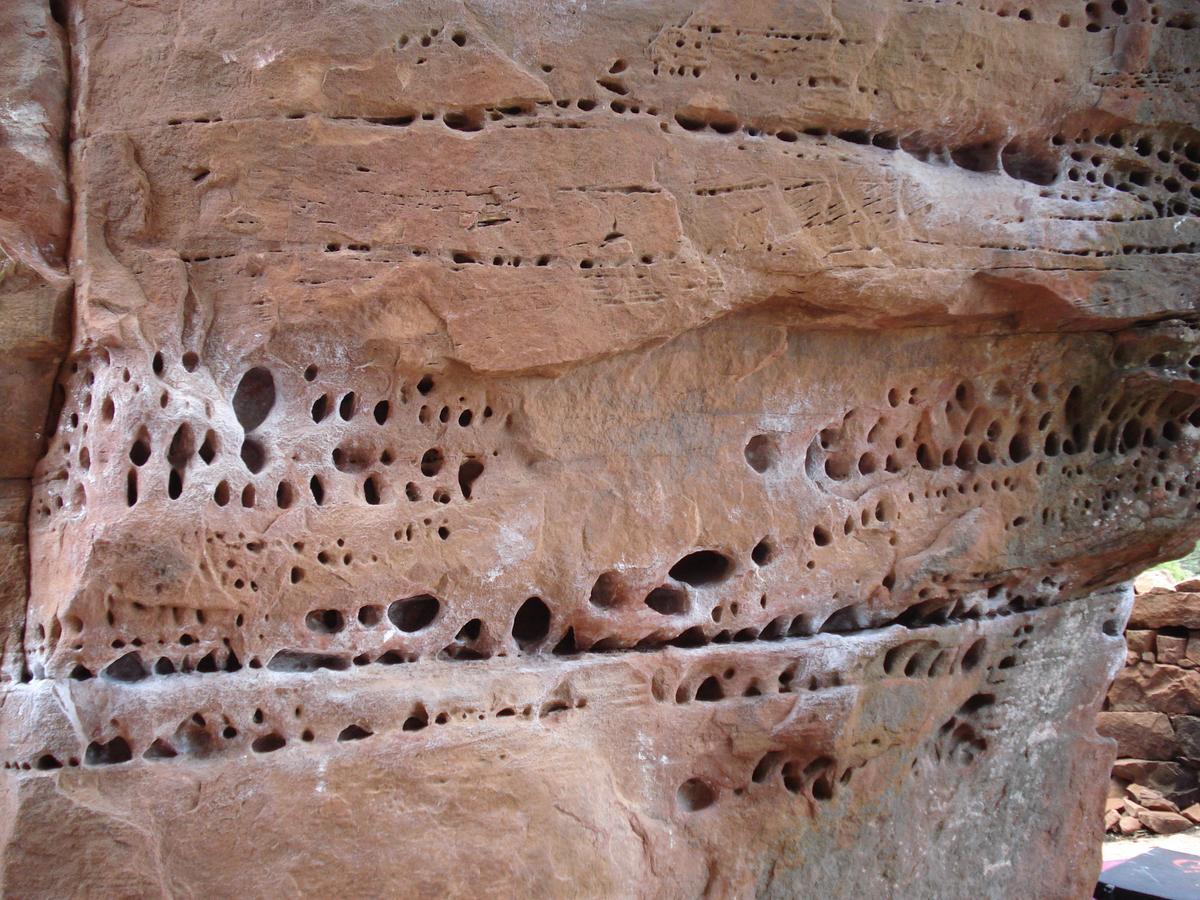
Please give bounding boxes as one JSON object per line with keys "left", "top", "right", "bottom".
{"left": 2, "top": 0, "right": 1200, "bottom": 895}
{"left": 0, "top": 0, "right": 70, "bottom": 682}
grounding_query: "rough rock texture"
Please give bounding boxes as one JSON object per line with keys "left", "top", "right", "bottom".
{"left": 1102, "top": 580, "right": 1200, "bottom": 833}
{"left": 0, "top": 0, "right": 71, "bottom": 681}
{"left": 2, "top": 0, "right": 1200, "bottom": 896}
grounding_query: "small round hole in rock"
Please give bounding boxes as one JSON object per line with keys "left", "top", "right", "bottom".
{"left": 420, "top": 448, "right": 444, "bottom": 476}
{"left": 744, "top": 434, "right": 778, "bottom": 473}
{"left": 677, "top": 778, "right": 716, "bottom": 811}
{"left": 305, "top": 609, "right": 344, "bottom": 634}
{"left": 751, "top": 539, "right": 774, "bottom": 566}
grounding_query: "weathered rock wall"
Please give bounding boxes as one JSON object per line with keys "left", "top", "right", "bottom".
{"left": 2, "top": 0, "right": 1199, "bottom": 896}
{"left": 1101, "top": 581, "right": 1200, "bottom": 834}
{"left": 0, "top": 0, "right": 71, "bottom": 681}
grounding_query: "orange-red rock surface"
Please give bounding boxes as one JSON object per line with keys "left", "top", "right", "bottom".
{"left": 1101, "top": 580, "right": 1200, "bottom": 835}
{"left": 2, "top": 0, "right": 1199, "bottom": 895}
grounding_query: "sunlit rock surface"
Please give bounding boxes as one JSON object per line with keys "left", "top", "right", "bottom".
{"left": 3, "top": 0, "right": 1199, "bottom": 895}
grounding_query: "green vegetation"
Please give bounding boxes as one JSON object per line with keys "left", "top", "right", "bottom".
{"left": 1147, "top": 539, "right": 1200, "bottom": 583}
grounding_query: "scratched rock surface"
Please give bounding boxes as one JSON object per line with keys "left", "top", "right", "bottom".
{"left": 3, "top": 0, "right": 1200, "bottom": 897}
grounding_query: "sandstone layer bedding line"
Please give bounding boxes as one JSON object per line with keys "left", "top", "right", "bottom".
{"left": 1, "top": 590, "right": 1130, "bottom": 897}
{"left": 2, "top": 0, "right": 1199, "bottom": 897}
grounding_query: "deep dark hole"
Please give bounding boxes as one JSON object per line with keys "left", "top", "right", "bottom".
{"left": 251, "top": 733, "right": 286, "bottom": 753}
{"left": 364, "top": 475, "right": 382, "bottom": 505}
{"left": 421, "top": 448, "right": 444, "bottom": 476}
{"left": 552, "top": 627, "right": 578, "bottom": 655}
{"left": 240, "top": 437, "right": 267, "bottom": 473}
{"left": 950, "top": 141, "right": 999, "bottom": 173}
{"left": 85, "top": 736, "right": 132, "bottom": 766}
{"left": 589, "top": 571, "right": 620, "bottom": 608}
{"left": 199, "top": 430, "right": 218, "bottom": 464}
{"left": 1001, "top": 145, "right": 1059, "bottom": 186}
{"left": 457, "top": 459, "right": 484, "bottom": 498}
{"left": 388, "top": 594, "right": 440, "bottom": 632}
{"left": 167, "top": 424, "right": 194, "bottom": 468}
{"left": 695, "top": 675, "right": 723, "bottom": 701}
{"left": 752, "top": 752, "right": 782, "bottom": 783}
{"left": 232, "top": 367, "right": 275, "bottom": 432}
{"left": 669, "top": 550, "right": 732, "bottom": 586}
{"left": 305, "top": 609, "right": 345, "bottom": 634}
{"left": 444, "top": 110, "right": 483, "bottom": 132}
{"left": 512, "top": 596, "right": 551, "bottom": 648}
{"left": 337, "top": 724, "right": 373, "bottom": 742}
{"left": 645, "top": 585, "right": 688, "bottom": 615}
{"left": 820, "top": 605, "right": 859, "bottom": 633}
{"left": 129, "top": 436, "right": 151, "bottom": 466}
{"left": 403, "top": 705, "right": 429, "bottom": 731}
{"left": 457, "top": 618, "right": 482, "bottom": 641}
{"left": 311, "top": 394, "right": 330, "bottom": 423}
{"left": 670, "top": 626, "right": 708, "bottom": 648}
{"left": 961, "top": 638, "right": 986, "bottom": 671}
{"left": 267, "top": 651, "right": 350, "bottom": 672}
{"left": 103, "top": 651, "right": 147, "bottom": 682}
